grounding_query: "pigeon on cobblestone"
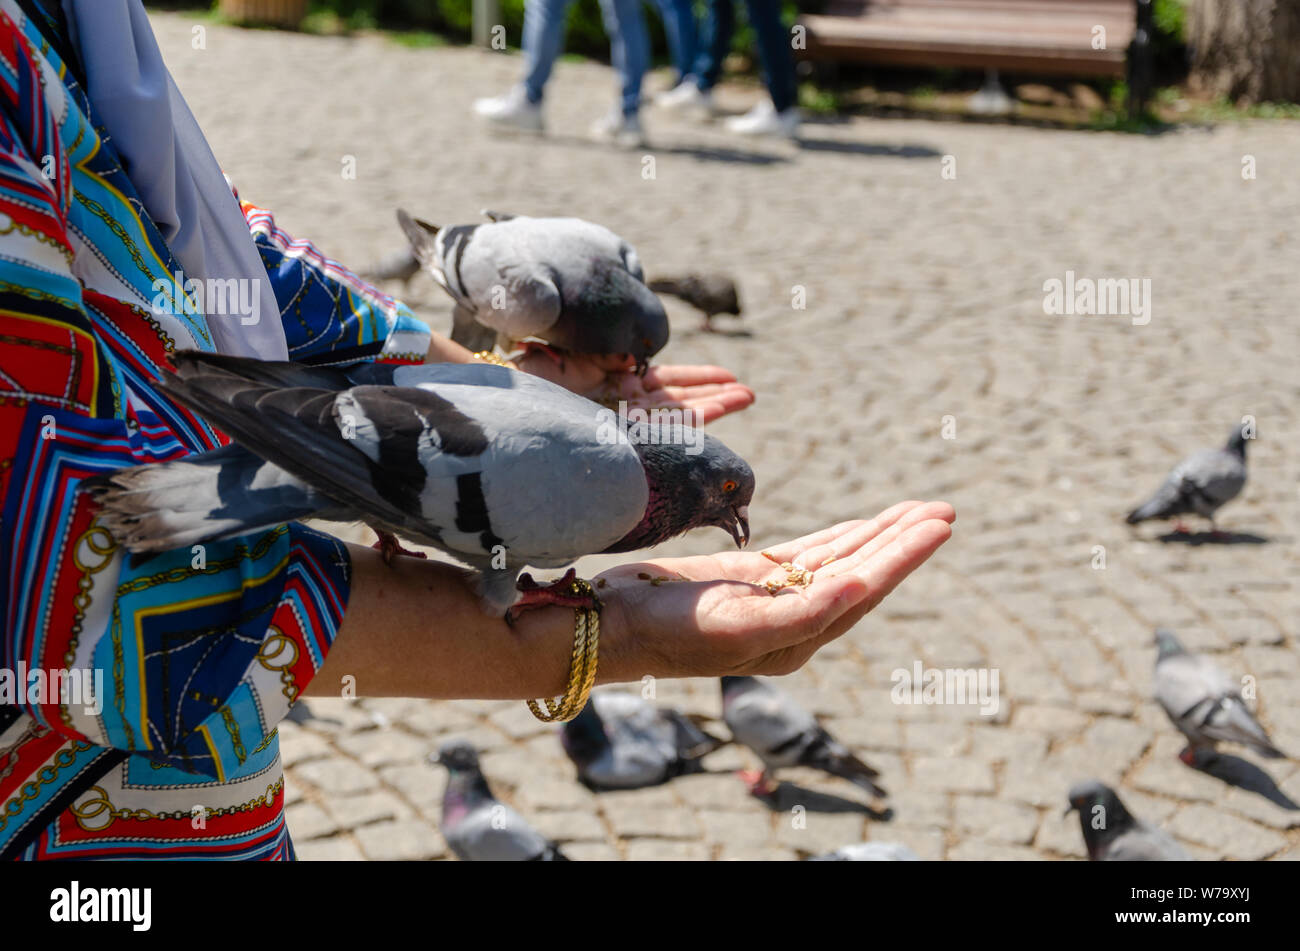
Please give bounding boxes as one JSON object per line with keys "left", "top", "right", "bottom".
{"left": 1126, "top": 426, "right": 1248, "bottom": 531}
{"left": 721, "top": 676, "right": 886, "bottom": 801}
{"left": 397, "top": 209, "right": 669, "bottom": 372}
{"left": 561, "top": 692, "right": 727, "bottom": 790}
{"left": 808, "top": 842, "right": 920, "bottom": 861}
{"left": 84, "top": 352, "right": 754, "bottom": 619}
{"left": 433, "top": 740, "right": 569, "bottom": 861}
{"left": 647, "top": 273, "right": 742, "bottom": 331}
{"left": 1154, "top": 629, "right": 1285, "bottom": 765}
{"left": 1066, "top": 780, "right": 1190, "bottom": 861}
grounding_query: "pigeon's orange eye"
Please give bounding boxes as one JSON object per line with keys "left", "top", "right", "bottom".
{"left": 723, "top": 480, "right": 738, "bottom": 493}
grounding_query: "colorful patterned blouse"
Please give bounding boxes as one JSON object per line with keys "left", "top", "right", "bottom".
{"left": 0, "top": 3, "right": 430, "bottom": 858}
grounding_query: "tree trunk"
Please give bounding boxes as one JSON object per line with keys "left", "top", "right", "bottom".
{"left": 1187, "top": 0, "right": 1300, "bottom": 104}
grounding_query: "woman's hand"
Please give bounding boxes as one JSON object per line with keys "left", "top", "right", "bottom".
{"left": 595, "top": 501, "right": 955, "bottom": 683}
{"left": 514, "top": 350, "right": 756, "bottom": 425}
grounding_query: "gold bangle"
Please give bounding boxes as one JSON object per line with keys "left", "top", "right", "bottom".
{"left": 526, "top": 581, "right": 600, "bottom": 722}
{"left": 473, "top": 350, "right": 515, "bottom": 368}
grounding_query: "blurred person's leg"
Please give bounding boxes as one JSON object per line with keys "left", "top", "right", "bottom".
{"left": 474, "top": 0, "right": 574, "bottom": 130}
{"left": 523, "top": 0, "right": 577, "bottom": 104}
{"left": 695, "top": 0, "right": 733, "bottom": 91}
{"left": 726, "top": 0, "right": 799, "bottom": 136}
{"left": 657, "top": 0, "right": 726, "bottom": 112}
{"left": 649, "top": 0, "right": 699, "bottom": 85}
{"left": 591, "top": 0, "right": 651, "bottom": 145}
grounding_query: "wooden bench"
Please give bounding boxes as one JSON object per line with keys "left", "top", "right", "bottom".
{"left": 799, "top": 0, "right": 1154, "bottom": 111}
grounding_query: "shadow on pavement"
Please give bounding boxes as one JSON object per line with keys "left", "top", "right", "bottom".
{"left": 1156, "top": 531, "right": 1269, "bottom": 546}
{"left": 1193, "top": 753, "right": 1299, "bottom": 810}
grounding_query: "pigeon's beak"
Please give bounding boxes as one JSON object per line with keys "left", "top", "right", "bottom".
{"left": 724, "top": 505, "right": 750, "bottom": 548}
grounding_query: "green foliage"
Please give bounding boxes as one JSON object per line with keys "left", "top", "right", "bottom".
{"left": 1152, "top": 0, "right": 1185, "bottom": 42}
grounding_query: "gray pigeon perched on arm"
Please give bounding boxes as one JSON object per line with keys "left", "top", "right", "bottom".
{"left": 83, "top": 351, "right": 754, "bottom": 619}
{"left": 561, "top": 692, "right": 727, "bottom": 790}
{"left": 1153, "top": 629, "right": 1285, "bottom": 765}
{"left": 398, "top": 209, "right": 669, "bottom": 373}
{"left": 1066, "top": 780, "right": 1190, "bottom": 861}
{"left": 720, "top": 676, "right": 886, "bottom": 802}
{"left": 647, "top": 274, "right": 742, "bottom": 332}
{"left": 807, "top": 842, "right": 920, "bottom": 861}
{"left": 1126, "top": 426, "right": 1248, "bottom": 532}
{"left": 434, "top": 740, "right": 569, "bottom": 861}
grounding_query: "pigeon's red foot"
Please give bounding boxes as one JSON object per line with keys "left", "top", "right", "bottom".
{"left": 1178, "top": 746, "right": 1200, "bottom": 767}
{"left": 372, "top": 530, "right": 428, "bottom": 566}
{"left": 505, "top": 569, "right": 602, "bottom": 624}
{"left": 737, "top": 768, "right": 777, "bottom": 798}
{"left": 519, "top": 340, "right": 567, "bottom": 370}
{"left": 1172, "top": 521, "right": 1191, "bottom": 534}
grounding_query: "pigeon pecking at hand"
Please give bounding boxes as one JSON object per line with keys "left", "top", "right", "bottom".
{"left": 647, "top": 273, "right": 742, "bottom": 332}
{"left": 1153, "top": 629, "right": 1285, "bottom": 766}
{"left": 561, "top": 692, "right": 727, "bottom": 790}
{"left": 83, "top": 352, "right": 754, "bottom": 619}
{"left": 721, "top": 676, "right": 886, "bottom": 802}
{"left": 1066, "top": 780, "right": 1190, "bottom": 861}
{"left": 1126, "top": 425, "right": 1248, "bottom": 533}
{"left": 397, "top": 209, "right": 669, "bottom": 373}
{"left": 433, "top": 740, "right": 569, "bottom": 861}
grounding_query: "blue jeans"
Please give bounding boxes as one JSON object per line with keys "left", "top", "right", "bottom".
{"left": 522, "top": 0, "right": 650, "bottom": 117}
{"left": 692, "top": 0, "right": 796, "bottom": 112}
{"left": 648, "top": 0, "right": 699, "bottom": 84}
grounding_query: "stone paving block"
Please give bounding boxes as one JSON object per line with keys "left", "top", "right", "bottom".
{"left": 277, "top": 726, "right": 335, "bottom": 767}
{"left": 285, "top": 802, "right": 339, "bottom": 841}
{"left": 377, "top": 763, "right": 442, "bottom": 809}
{"left": 355, "top": 820, "right": 447, "bottom": 861}
{"left": 623, "top": 839, "right": 712, "bottom": 862}
{"left": 953, "top": 795, "right": 1040, "bottom": 845}
{"left": 530, "top": 809, "right": 608, "bottom": 843}
{"left": 293, "top": 756, "right": 380, "bottom": 796}
{"left": 334, "top": 729, "right": 431, "bottom": 768}
{"left": 600, "top": 802, "right": 701, "bottom": 840}
{"left": 911, "top": 757, "right": 996, "bottom": 795}
{"left": 325, "top": 790, "right": 412, "bottom": 827}
{"left": 1166, "top": 805, "right": 1287, "bottom": 860}
{"left": 293, "top": 836, "right": 366, "bottom": 861}
{"left": 561, "top": 841, "right": 623, "bottom": 861}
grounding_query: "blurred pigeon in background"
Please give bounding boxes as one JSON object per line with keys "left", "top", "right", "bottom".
{"left": 85, "top": 352, "right": 754, "bottom": 619}
{"left": 397, "top": 209, "right": 669, "bottom": 372}
{"left": 808, "top": 842, "right": 920, "bottom": 861}
{"left": 561, "top": 692, "right": 727, "bottom": 790}
{"left": 1154, "top": 629, "right": 1285, "bottom": 765}
{"left": 1126, "top": 425, "right": 1248, "bottom": 532}
{"left": 433, "top": 740, "right": 569, "bottom": 861}
{"left": 647, "top": 273, "right": 742, "bottom": 332}
{"left": 359, "top": 247, "right": 422, "bottom": 289}
{"left": 1066, "top": 780, "right": 1190, "bottom": 861}
{"left": 720, "top": 676, "right": 886, "bottom": 801}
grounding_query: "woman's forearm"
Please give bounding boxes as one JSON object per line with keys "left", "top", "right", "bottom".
{"left": 304, "top": 543, "right": 632, "bottom": 701}
{"left": 425, "top": 331, "right": 476, "bottom": 364}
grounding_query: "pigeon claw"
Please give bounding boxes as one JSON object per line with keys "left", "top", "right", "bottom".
{"left": 506, "top": 568, "right": 603, "bottom": 624}
{"left": 737, "top": 768, "right": 777, "bottom": 798}
{"left": 372, "top": 530, "right": 428, "bottom": 565}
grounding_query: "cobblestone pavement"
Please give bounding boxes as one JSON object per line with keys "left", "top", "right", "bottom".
{"left": 155, "top": 13, "right": 1300, "bottom": 860}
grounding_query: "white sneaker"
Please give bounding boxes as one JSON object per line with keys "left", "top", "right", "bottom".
{"left": 725, "top": 100, "right": 800, "bottom": 139}
{"left": 589, "top": 109, "right": 646, "bottom": 148}
{"left": 654, "top": 80, "right": 714, "bottom": 116}
{"left": 473, "top": 86, "right": 544, "bottom": 133}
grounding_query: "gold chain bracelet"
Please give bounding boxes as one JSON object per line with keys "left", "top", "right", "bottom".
{"left": 474, "top": 350, "right": 515, "bottom": 368}
{"left": 526, "top": 581, "right": 600, "bottom": 722}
